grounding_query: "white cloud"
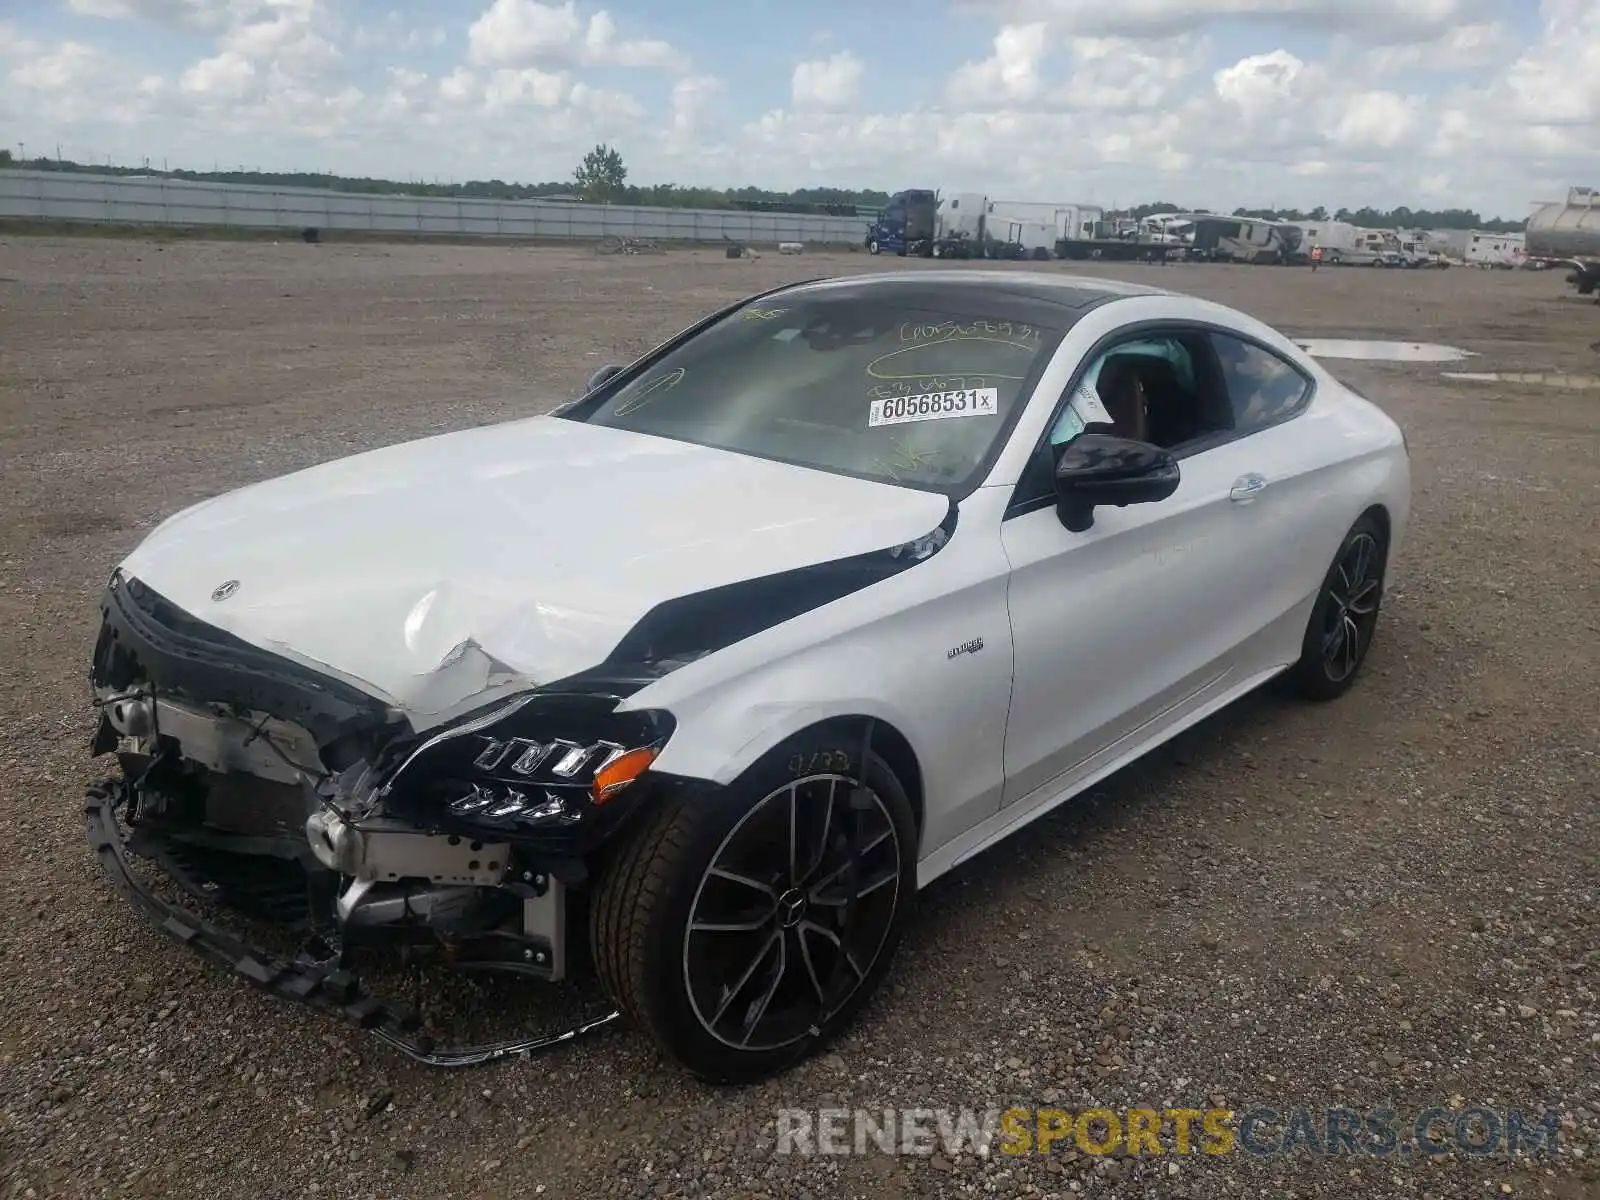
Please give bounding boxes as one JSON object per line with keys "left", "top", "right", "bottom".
{"left": 468, "top": 0, "right": 579, "bottom": 63}
{"left": 569, "top": 81, "right": 645, "bottom": 120}
{"left": 65, "top": 0, "right": 238, "bottom": 29}
{"left": 1212, "top": 47, "right": 1305, "bottom": 113}
{"left": 1501, "top": 0, "right": 1600, "bottom": 126}
{"left": 466, "top": 0, "right": 686, "bottom": 71}
{"left": 1362, "top": 22, "right": 1506, "bottom": 74}
{"left": 947, "top": 24, "right": 1049, "bottom": 107}
{"left": 7, "top": 41, "right": 168, "bottom": 126}
{"left": 352, "top": 12, "right": 447, "bottom": 52}
{"left": 669, "top": 74, "right": 724, "bottom": 139}
{"left": 1329, "top": 91, "right": 1420, "bottom": 151}
{"left": 179, "top": 50, "right": 256, "bottom": 97}
{"left": 221, "top": 9, "right": 341, "bottom": 78}
{"left": 7, "top": 0, "right": 1597, "bottom": 217}
{"left": 1055, "top": 34, "right": 1206, "bottom": 110}
{"left": 582, "top": 11, "right": 681, "bottom": 69}
{"left": 791, "top": 51, "right": 865, "bottom": 111}
{"left": 955, "top": 0, "right": 1485, "bottom": 41}
{"left": 481, "top": 67, "right": 570, "bottom": 111}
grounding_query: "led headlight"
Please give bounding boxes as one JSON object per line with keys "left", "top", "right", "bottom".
{"left": 444, "top": 738, "right": 662, "bottom": 821}
{"left": 379, "top": 695, "right": 672, "bottom": 837}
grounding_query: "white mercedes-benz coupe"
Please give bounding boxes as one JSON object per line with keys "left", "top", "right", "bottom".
{"left": 86, "top": 270, "right": 1409, "bottom": 1082}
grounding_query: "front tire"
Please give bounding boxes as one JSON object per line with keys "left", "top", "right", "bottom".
{"left": 1283, "top": 514, "right": 1388, "bottom": 700}
{"left": 591, "top": 728, "right": 917, "bottom": 1083}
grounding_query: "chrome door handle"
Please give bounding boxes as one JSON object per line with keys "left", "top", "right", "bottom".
{"left": 1229, "top": 473, "right": 1267, "bottom": 502}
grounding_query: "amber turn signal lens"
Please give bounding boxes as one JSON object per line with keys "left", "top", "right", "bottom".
{"left": 592, "top": 745, "right": 659, "bottom": 803}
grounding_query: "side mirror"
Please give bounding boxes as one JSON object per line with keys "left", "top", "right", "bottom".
{"left": 1053, "top": 432, "right": 1180, "bottom": 532}
{"left": 585, "top": 363, "right": 625, "bottom": 394}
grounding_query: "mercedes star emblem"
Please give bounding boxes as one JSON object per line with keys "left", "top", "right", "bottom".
{"left": 211, "top": 579, "right": 240, "bottom": 602}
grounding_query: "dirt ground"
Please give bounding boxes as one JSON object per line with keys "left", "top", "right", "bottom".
{"left": 0, "top": 237, "right": 1596, "bottom": 1200}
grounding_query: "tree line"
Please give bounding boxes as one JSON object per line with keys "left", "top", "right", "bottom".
{"left": 0, "top": 146, "right": 1525, "bottom": 230}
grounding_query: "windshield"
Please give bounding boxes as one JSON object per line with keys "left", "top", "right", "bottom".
{"left": 569, "top": 292, "right": 1064, "bottom": 491}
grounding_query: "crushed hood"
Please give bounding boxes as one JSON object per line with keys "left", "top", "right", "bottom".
{"left": 118, "top": 415, "right": 949, "bottom": 726}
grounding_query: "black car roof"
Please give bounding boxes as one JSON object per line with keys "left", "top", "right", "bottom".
{"left": 774, "top": 270, "right": 1174, "bottom": 316}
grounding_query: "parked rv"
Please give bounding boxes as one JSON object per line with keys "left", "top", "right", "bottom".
{"left": 1186, "top": 216, "right": 1301, "bottom": 264}
{"left": 1428, "top": 228, "right": 1525, "bottom": 268}
{"left": 1292, "top": 219, "right": 1360, "bottom": 263}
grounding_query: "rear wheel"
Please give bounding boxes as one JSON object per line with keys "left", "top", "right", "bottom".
{"left": 591, "top": 727, "right": 916, "bottom": 1083}
{"left": 1283, "top": 514, "right": 1388, "bottom": 700}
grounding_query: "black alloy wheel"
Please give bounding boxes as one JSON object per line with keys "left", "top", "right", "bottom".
{"left": 1284, "top": 513, "right": 1389, "bottom": 700}
{"left": 1321, "top": 529, "right": 1383, "bottom": 683}
{"left": 682, "top": 772, "right": 901, "bottom": 1053}
{"left": 591, "top": 729, "right": 917, "bottom": 1083}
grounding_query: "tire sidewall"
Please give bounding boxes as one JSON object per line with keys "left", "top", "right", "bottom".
{"left": 631, "top": 728, "right": 918, "bottom": 1084}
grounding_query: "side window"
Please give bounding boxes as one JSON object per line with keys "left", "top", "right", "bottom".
{"left": 1209, "top": 333, "right": 1310, "bottom": 434}
{"left": 1046, "top": 331, "right": 1232, "bottom": 452}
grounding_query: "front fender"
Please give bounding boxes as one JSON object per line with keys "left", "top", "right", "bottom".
{"left": 626, "top": 490, "right": 1016, "bottom": 860}
{"left": 651, "top": 695, "right": 920, "bottom": 788}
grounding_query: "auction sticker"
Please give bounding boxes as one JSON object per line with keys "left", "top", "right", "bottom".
{"left": 868, "top": 387, "right": 1000, "bottom": 427}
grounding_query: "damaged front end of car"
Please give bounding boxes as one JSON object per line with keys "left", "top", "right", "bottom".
{"left": 83, "top": 486, "right": 959, "bottom": 1067}
{"left": 84, "top": 569, "right": 681, "bottom": 1063}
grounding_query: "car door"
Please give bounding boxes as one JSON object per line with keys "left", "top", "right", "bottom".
{"left": 1202, "top": 328, "right": 1335, "bottom": 673}
{"left": 996, "top": 324, "right": 1309, "bottom": 808}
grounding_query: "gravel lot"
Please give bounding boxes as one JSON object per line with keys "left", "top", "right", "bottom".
{"left": 1, "top": 237, "right": 1596, "bottom": 1199}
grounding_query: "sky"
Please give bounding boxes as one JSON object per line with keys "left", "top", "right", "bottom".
{"left": 1, "top": 0, "right": 1595, "bottom": 219}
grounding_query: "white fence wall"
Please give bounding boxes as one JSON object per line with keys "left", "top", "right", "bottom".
{"left": 0, "top": 169, "right": 873, "bottom": 244}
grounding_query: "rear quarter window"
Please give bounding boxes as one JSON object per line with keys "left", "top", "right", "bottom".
{"left": 1210, "top": 332, "right": 1312, "bottom": 433}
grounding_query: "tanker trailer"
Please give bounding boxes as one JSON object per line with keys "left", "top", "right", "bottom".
{"left": 1526, "top": 186, "right": 1600, "bottom": 302}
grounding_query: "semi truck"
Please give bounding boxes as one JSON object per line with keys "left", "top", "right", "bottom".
{"left": 865, "top": 189, "right": 1113, "bottom": 260}
{"left": 863, "top": 188, "right": 938, "bottom": 257}
{"left": 1526, "top": 186, "right": 1600, "bottom": 300}
{"left": 864, "top": 189, "right": 997, "bottom": 259}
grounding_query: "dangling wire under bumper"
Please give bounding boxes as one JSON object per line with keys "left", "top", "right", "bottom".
{"left": 83, "top": 779, "right": 622, "bottom": 1068}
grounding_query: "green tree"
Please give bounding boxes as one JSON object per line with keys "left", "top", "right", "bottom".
{"left": 574, "top": 143, "right": 627, "bottom": 202}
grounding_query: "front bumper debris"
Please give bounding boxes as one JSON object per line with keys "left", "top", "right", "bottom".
{"left": 84, "top": 779, "right": 620, "bottom": 1067}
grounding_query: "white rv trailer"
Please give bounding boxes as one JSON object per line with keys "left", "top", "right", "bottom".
{"left": 1294, "top": 219, "right": 1361, "bottom": 257}
{"left": 984, "top": 199, "right": 1105, "bottom": 244}
{"left": 1463, "top": 231, "right": 1524, "bottom": 266}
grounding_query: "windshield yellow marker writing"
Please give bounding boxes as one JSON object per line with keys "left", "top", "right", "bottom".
{"left": 613, "top": 367, "right": 685, "bottom": 416}
{"left": 867, "top": 344, "right": 1029, "bottom": 381}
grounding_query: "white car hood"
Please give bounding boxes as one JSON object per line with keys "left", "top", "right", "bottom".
{"left": 119, "top": 415, "right": 949, "bottom": 727}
